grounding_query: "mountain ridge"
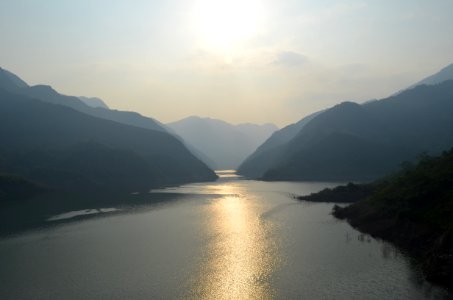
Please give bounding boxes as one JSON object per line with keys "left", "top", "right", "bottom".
{"left": 167, "top": 116, "right": 278, "bottom": 170}
{"left": 0, "top": 69, "right": 217, "bottom": 190}
{"left": 262, "top": 81, "right": 453, "bottom": 181}
{"left": 0, "top": 67, "right": 167, "bottom": 133}
{"left": 237, "top": 110, "right": 323, "bottom": 178}
{"left": 78, "top": 96, "right": 109, "bottom": 109}
{"left": 238, "top": 63, "right": 453, "bottom": 181}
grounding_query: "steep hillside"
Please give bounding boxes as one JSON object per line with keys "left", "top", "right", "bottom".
{"left": 241, "top": 64, "right": 453, "bottom": 181}
{"left": 240, "top": 81, "right": 453, "bottom": 181}
{"left": 0, "top": 89, "right": 217, "bottom": 190}
{"left": 238, "top": 111, "right": 321, "bottom": 178}
{"left": 264, "top": 101, "right": 408, "bottom": 180}
{"left": 265, "top": 82, "right": 453, "bottom": 180}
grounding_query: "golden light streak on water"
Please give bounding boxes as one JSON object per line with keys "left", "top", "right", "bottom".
{"left": 189, "top": 182, "right": 278, "bottom": 299}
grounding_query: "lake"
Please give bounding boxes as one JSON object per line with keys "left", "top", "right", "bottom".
{"left": 0, "top": 171, "right": 450, "bottom": 299}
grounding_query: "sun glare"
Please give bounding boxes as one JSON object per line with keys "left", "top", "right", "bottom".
{"left": 192, "top": 0, "right": 265, "bottom": 52}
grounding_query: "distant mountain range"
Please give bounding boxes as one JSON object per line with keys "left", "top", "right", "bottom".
{"left": 167, "top": 116, "right": 278, "bottom": 170}
{"left": 238, "top": 63, "right": 453, "bottom": 181}
{"left": 0, "top": 67, "right": 170, "bottom": 134}
{"left": 78, "top": 96, "right": 109, "bottom": 109}
{"left": 3, "top": 62, "right": 453, "bottom": 186}
{"left": 0, "top": 67, "right": 217, "bottom": 190}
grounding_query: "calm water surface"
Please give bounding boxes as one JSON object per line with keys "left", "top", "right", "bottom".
{"left": 0, "top": 171, "right": 450, "bottom": 299}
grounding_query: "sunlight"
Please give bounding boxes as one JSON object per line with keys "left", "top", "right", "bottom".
{"left": 191, "top": 0, "right": 265, "bottom": 52}
{"left": 190, "top": 182, "right": 278, "bottom": 299}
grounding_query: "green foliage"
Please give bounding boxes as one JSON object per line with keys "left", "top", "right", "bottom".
{"left": 317, "top": 148, "right": 453, "bottom": 231}
{"left": 332, "top": 149, "right": 453, "bottom": 288}
{"left": 364, "top": 149, "right": 453, "bottom": 229}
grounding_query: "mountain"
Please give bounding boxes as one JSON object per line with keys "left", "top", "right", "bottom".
{"left": 0, "top": 82, "right": 217, "bottom": 190}
{"left": 182, "top": 143, "right": 218, "bottom": 170}
{"left": 394, "top": 63, "right": 453, "bottom": 95}
{"left": 20, "top": 85, "right": 167, "bottom": 133}
{"left": 239, "top": 80, "right": 453, "bottom": 181}
{"left": 78, "top": 96, "right": 109, "bottom": 109}
{"left": 413, "top": 63, "right": 453, "bottom": 87}
{"left": 0, "top": 67, "right": 221, "bottom": 172}
{"left": 0, "top": 67, "right": 29, "bottom": 91}
{"left": 167, "top": 116, "right": 278, "bottom": 170}
{"left": 0, "top": 67, "right": 166, "bottom": 133}
{"left": 238, "top": 111, "right": 322, "bottom": 178}
{"left": 235, "top": 123, "right": 281, "bottom": 149}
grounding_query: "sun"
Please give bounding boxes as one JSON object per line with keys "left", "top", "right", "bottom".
{"left": 192, "top": 0, "right": 265, "bottom": 51}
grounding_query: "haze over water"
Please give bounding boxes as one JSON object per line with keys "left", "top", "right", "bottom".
{"left": 0, "top": 171, "right": 449, "bottom": 299}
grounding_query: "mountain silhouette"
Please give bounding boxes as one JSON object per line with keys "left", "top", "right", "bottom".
{"left": 167, "top": 116, "right": 278, "bottom": 170}
{"left": 239, "top": 74, "right": 453, "bottom": 180}
{"left": 238, "top": 111, "right": 322, "bottom": 178}
{"left": 0, "top": 69, "right": 217, "bottom": 190}
{"left": 0, "top": 68, "right": 167, "bottom": 133}
{"left": 78, "top": 96, "right": 109, "bottom": 109}
{"left": 393, "top": 63, "right": 453, "bottom": 95}
{"left": 412, "top": 63, "right": 453, "bottom": 87}
{"left": 0, "top": 67, "right": 29, "bottom": 91}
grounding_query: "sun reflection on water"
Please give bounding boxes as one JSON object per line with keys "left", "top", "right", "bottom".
{"left": 189, "top": 182, "right": 278, "bottom": 299}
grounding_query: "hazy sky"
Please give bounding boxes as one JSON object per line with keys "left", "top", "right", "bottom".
{"left": 1, "top": 0, "right": 453, "bottom": 127}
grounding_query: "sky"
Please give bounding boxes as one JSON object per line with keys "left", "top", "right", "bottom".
{"left": 1, "top": 0, "right": 453, "bottom": 127}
